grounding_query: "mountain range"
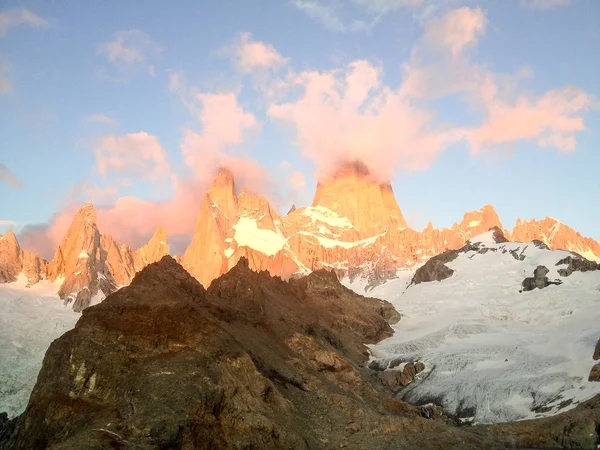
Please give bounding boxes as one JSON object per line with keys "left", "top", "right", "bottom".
{"left": 1, "top": 160, "right": 599, "bottom": 310}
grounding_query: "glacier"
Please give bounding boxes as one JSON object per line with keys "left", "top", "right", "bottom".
{"left": 0, "top": 275, "right": 79, "bottom": 417}
{"left": 359, "top": 234, "right": 600, "bottom": 424}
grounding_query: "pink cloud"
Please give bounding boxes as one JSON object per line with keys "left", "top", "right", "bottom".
{"left": 287, "top": 170, "right": 307, "bottom": 192}
{"left": 231, "top": 32, "right": 288, "bottom": 73}
{"left": 469, "top": 86, "right": 595, "bottom": 153}
{"left": 399, "top": 6, "right": 597, "bottom": 156}
{"left": 268, "top": 59, "right": 461, "bottom": 182}
{"left": 95, "top": 131, "right": 170, "bottom": 181}
{"left": 97, "top": 30, "right": 161, "bottom": 64}
{"left": 180, "top": 91, "right": 262, "bottom": 183}
{"left": 424, "top": 7, "right": 486, "bottom": 57}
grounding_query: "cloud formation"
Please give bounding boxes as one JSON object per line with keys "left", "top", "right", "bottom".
{"left": 95, "top": 131, "right": 171, "bottom": 181}
{"left": 0, "top": 8, "right": 48, "bottom": 36}
{"left": 97, "top": 30, "right": 162, "bottom": 77}
{"left": 0, "top": 163, "right": 23, "bottom": 188}
{"left": 423, "top": 7, "right": 486, "bottom": 56}
{"left": 0, "top": 57, "right": 10, "bottom": 94}
{"left": 268, "top": 6, "right": 596, "bottom": 182}
{"left": 268, "top": 59, "right": 462, "bottom": 182}
{"left": 21, "top": 77, "right": 269, "bottom": 258}
{"left": 521, "top": 0, "right": 573, "bottom": 10}
{"left": 86, "top": 114, "right": 116, "bottom": 125}
{"left": 291, "top": 0, "right": 375, "bottom": 32}
{"left": 18, "top": 6, "right": 596, "bottom": 258}
{"left": 291, "top": 0, "right": 438, "bottom": 32}
{"left": 228, "top": 32, "right": 288, "bottom": 74}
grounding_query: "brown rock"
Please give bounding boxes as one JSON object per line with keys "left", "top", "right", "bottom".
{"left": 589, "top": 364, "right": 600, "bottom": 382}
{"left": 594, "top": 339, "right": 600, "bottom": 361}
{"left": 3, "top": 257, "right": 600, "bottom": 449}
{"left": 380, "top": 362, "right": 425, "bottom": 391}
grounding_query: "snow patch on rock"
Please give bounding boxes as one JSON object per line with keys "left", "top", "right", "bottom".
{"left": 233, "top": 217, "right": 287, "bottom": 256}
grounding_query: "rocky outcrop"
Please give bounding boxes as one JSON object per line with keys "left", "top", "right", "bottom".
{"left": 0, "top": 231, "right": 46, "bottom": 285}
{"left": 380, "top": 362, "right": 426, "bottom": 391}
{"left": 3, "top": 257, "right": 600, "bottom": 449}
{"left": 521, "top": 266, "right": 562, "bottom": 292}
{"left": 556, "top": 255, "right": 600, "bottom": 277}
{"left": 591, "top": 339, "right": 600, "bottom": 382}
{"left": 590, "top": 364, "right": 600, "bottom": 382}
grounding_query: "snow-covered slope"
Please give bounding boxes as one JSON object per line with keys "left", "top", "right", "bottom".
{"left": 0, "top": 276, "right": 79, "bottom": 417}
{"left": 364, "top": 232, "right": 600, "bottom": 424}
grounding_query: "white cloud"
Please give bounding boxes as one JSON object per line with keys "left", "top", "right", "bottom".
{"left": 291, "top": 0, "right": 375, "bottom": 32}
{"left": 0, "top": 220, "right": 20, "bottom": 227}
{"left": 353, "top": 0, "right": 425, "bottom": 14}
{"left": 290, "top": 0, "right": 449, "bottom": 32}
{"left": 521, "top": 0, "right": 573, "bottom": 10}
{"left": 97, "top": 30, "right": 162, "bottom": 77}
{"left": 86, "top": 114, "right": 116, "bottom": 125}
{"left": 0, "top": 8, "right": 48, "bottom": 37}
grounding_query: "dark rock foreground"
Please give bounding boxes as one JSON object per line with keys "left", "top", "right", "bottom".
{"left": 1, "top": 256, "right": 599, "bottom": 449}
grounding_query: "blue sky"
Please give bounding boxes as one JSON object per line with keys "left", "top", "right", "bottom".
{"left": 0, "top": 0, "right": 598, "bottom": 257}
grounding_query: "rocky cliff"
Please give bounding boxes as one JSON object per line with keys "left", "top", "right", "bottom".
{"left": 1, "top": 257, "right": 598, "bottom": 449}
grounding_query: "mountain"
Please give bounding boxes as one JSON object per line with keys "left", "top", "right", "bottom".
{"left": 182, "top": 163, "right": 600, "bottom": 289}
{"left": 0, "top": 231, "right": 45, "bottom": 286}
{"left": 311, "top": 160, "right": 407, "bottom": 237}
{"left": 513, "top": 216, "right": 600, "bottom": 263}
{"left": 2, "top": 161, "right": 600, "bottom": 303}
{"left": 1, "top": 204, "right": 170, "bottom": 311}
{"left": 2, "top": 256, "right": 599, "bottom": 449}
{"left": 366, "top": 229, "right": 600, "bottom": 424}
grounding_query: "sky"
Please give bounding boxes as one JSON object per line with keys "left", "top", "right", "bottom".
{"left": 0, "top": 0, "right": 599, "bottom": 258}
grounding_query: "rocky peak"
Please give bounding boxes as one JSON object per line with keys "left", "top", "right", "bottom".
{"left": 0, "top": 230, "right": 22, "bottom": 283}
{"left": 513, "top": 216, "right": 600, "bottom": 262}
{"left": 44, "top": 203, "right": 116, "bottom": 311}
{"left": 2, "top": 230, "right": 18, "bottom": 246}
{"left": 0, "top": 230, "right": 47, "bottom": 285}
{"left": 490, "top": 226, "right": 509, "bottom": 243}
{"left": 133, "top": 226, "right": 170, "bottom": 271}
{"left": 207, "top": 167, "right": 238, "bottom": 221}
{"left": 311, "top": 160, "right": 407, "bottom": 236}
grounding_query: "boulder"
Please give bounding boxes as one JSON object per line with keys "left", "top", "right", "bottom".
{"left": 521, "top": 265, "right": 562, "bottom": 292}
